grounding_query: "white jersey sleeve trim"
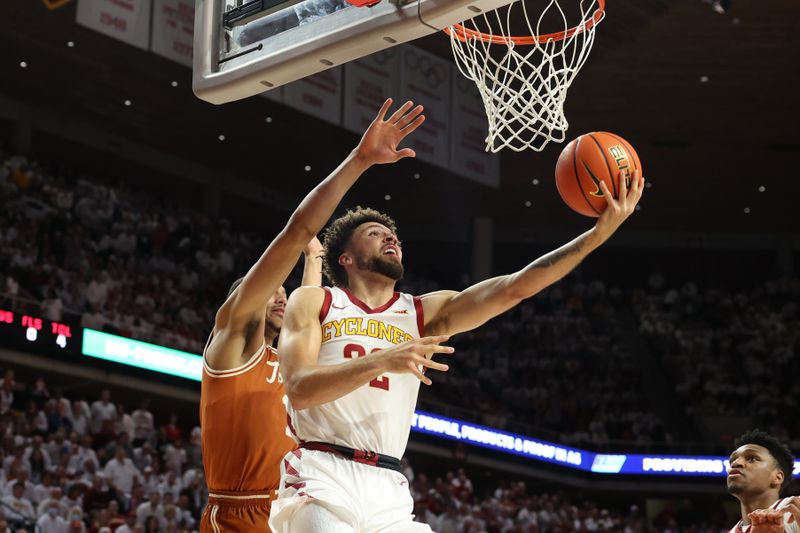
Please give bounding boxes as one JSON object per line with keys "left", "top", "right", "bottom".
{"left": 203, "top": 340, "right": 266, "bottom": 378}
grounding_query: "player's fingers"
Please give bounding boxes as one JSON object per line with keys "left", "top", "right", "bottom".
{"left": 408, "top": 361, "right": 432, "bottom": 385}
{"left": 395, "top": 105, "right": 424, "bottom": 129}
{"left": 376, "top": 98, "right": 393, "bottom": 121}
{"left": 388, "top": 100, "right": 414, "bottom": 124}
{"left": 618, "top": 171, "right": 628, "bottom": 200}
{"left": 598, "top": 181, "right": 616, "bottom": 205}
{"left": 394, "top": 148, "right": 416, "bottom": 160}
{"left": 417, "top": 356, "right": 449, "bottom": 372}
{"left": 420, "top": 335, "right": 451, "bottom": 344}
{"left": 424, "top": 345, "right": 455, "bottom": 356}
{"left": 785, "top": 502, "right": 800, "bottom": 523}
{"left": 400, "top": 114, "right": 426, "bottom": 136}
{"left": 628, "top": 169, "right": 640, "bottom": 196}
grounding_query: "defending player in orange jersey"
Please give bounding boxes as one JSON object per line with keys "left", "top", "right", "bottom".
{"left": 270, "top": 169, "right": 643, "bottom": 532}
{"left": 198, "top": 98, "right": 426, "bottom": 533}
{"left": 726, "top": 430, "right": 799, "bottom": 533}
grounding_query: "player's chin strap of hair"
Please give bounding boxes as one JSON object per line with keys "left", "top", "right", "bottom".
{"left": 299, "top": 442, "right": 402, "bottom": 472}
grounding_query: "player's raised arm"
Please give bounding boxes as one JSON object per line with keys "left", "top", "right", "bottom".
{"left": 208, "top": 99, "right": 425, "bottom": 367}
{"left": 300, "top": 237, "right": 324, "bottom": 287}
{"left": 423, "top": 170, "right": 645, "bottom": 337}
{"left": 279, "top": 287, "right": 452, "bottom": 411}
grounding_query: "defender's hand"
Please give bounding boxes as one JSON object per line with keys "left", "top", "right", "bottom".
{"left": 355, "top": 99, "right": 425, "bottom": 166}
{"left": 594, "top": 169, "right": 644, "bottom": 242}
{"left": 375, "top": 335, "right": 453, "bottom": 385}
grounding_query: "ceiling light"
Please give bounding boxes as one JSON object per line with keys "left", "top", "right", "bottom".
{"left": 124, "top": 99, "right": 132, "bottom": 106}
{"left": 413, "top": 173, "right": 420, "bottom": 180}
{"left": 524, "top": 201, "right": 531, "bottom": 207}
{"left": 67, "top": 41, "right": 75, "bottom": 48}
{"left": 19, "top": 61, "right": 27, "bottom": 68}
{"left": 171, "top": 81, "right": 178, "bottom": 87}
{"left": 699, "top": 76, "right": 709, "bottom": 83}
{"left": 743, "top": 207, "right": 751, "bottom": 214}
{"left": 218, "top": 134, "right": 226, "bottom": 141}
{"left": 304, "top": 165, "right": 311, "bottom": 172}
{"left": 384, "top": 194, "right": 392, "bottom": 201}
{"left": 265, "top": 117, "right": 273, "bottom": 123}
{"left": 758, "top": 185, "right": 765, "bottom": 192}
{"left": 532, "top": 179, "right": 539, "bottom": 185}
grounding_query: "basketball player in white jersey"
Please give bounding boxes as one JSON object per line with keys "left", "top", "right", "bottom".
{"left": 726, "top": 430, "right": 799, "bottom": 533}
{"left": 199, "top": 98, "right": 426, "bottom": 530}
{"left": 269, "top": 170, "right": 645, "bottom": 532}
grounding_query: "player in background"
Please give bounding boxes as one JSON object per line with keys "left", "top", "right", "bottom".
{"left": 270, "top": 169, "right": 644, "bottom": 532}
{"left": 198, "top": 98, "right": 426, "bottom": 533}
{"left": 726, "top": 430, "right": 800, "bottom": 533}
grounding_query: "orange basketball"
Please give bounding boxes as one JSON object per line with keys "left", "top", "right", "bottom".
{"left": 555, "top": 132, "right": 642, "bottom": 217}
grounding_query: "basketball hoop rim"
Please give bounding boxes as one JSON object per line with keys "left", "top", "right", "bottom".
{"left": 444, "top": 0, "right": 605, "bottom": 45}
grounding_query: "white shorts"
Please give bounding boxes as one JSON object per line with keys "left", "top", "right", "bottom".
{"left": 268, "top": 448, "right": 432, "bottom": 533}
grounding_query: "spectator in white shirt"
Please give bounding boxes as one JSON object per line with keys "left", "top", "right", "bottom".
{"left": 36, "top": 500, "right": 68, "bottom": 533}
{"left": 136, "top": 492, "right": 164, "bottom": 527}
{"left": 115, "top": 405, "right": 135, "bottom": 443}
{"left": 3, "top": 443, "right": 31, "bottom": 477}
{"left": 5, "top": 468, "right": 36, "bottom": 503}
{"left": 112, "top": 512, "right": 136, "bottom": 533}
{"left": 68, "top": 403, "right": 89, "bottom": 437}
{"left": 91, "top": 390, "right": 116, "bottom": 434}
{"left": 131, "top": 399, "right": 154, "bottom": 447}
{"left": 103, "top": 448, "right": 139, "bottom": 497}
{"left": 2, "top": 482, "right": 35, "bottom": 522}
{"left": 37, "top": 487, "right": 67, "bottom": 518}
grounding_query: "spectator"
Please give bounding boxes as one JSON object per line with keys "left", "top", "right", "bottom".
{"left": 37, "top": 500, "right": 69, "bottom": 533}
{"left": 2, "top": 481, "right": 35, "bottom": 523}
{"left": 130, "top": 400, "right": 154, "bottom": 449}
{"left": 103, "top": 448, "right": 139, "bottom": 497}
{"left": 91, "top": 391, "right": 116, "bottom": 435}
{"left": 136, "top": 493, "right": 163, "bottom": 527}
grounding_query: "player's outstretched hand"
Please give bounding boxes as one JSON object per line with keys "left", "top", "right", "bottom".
{"left": 594, "top": 169, "right": 644, "bottom": 242}
{"left": 748, "top": 509, "right": 785, "bottom": 533}
{"left": 355, "top": 98, "right": 425, "bottom": 165}
{"left": 376, "top": 335, "right": 453, "bottom": 386}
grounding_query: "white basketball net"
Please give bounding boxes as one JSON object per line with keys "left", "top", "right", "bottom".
{"left": 447, "top": 0, "right": 604, "bottom": 152}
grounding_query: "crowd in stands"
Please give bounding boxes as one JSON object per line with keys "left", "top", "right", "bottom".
{"left": 0, "top": 151, "right": 272, "bottom": 353}
{"left": 0, "top": 369, "right": 205, "bottom": 533}
{"left": 635, "top": 276, "right": 800, "bottom": 446}
{"left": 0, "top": 367, "right": 738, "bottom": 533}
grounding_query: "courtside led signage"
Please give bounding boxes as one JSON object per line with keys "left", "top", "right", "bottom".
{"left": 82, "top": 329, "right": 202, "bottom": 381}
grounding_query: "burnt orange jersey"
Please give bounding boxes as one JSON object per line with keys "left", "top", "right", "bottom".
{"left": 200, "top": 342, "right": 296, "bottom": 492}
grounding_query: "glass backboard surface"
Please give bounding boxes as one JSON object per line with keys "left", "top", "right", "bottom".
{"left": 193, "top": 0, "right": 519, "bottom": 104}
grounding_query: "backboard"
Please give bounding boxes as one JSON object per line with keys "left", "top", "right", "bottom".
{"left": 192, "top": 0, "right": 518, "bottom": 104}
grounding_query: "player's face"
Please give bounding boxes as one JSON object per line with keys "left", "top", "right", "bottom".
{"left": 264, "top": 286, "right": 287, "bottom": 334}
{"left": 343, "top": 222, "right": 404, "bottom": 281}
{"left": 727, "top": 444, "right": 783, "bottom": 495}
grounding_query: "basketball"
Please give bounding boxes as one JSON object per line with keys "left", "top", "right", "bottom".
{"left": 554, "top": 132, "right": 642, "bottom": 217}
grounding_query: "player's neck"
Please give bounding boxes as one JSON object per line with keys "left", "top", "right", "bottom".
{"left": 739, "top": 492, "right": 780, "bottom": 524}
{"left": 345, "top": 276, "right": 396, "bottom": 308}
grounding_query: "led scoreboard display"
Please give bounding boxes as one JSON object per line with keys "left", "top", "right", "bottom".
{"left": 0, "top": 308, "right": 78, "bottom": 355}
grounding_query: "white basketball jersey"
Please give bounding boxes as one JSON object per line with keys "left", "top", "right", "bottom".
{"left": 287, "top": 286, "right": 424, "bottom": 459}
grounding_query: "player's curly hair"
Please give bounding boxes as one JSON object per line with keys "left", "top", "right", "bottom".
{"left": 734, "top": 429, "right": 795, "bottom": 490}
{"left": 322, "top": 207, "right": 398, "bottom": 287}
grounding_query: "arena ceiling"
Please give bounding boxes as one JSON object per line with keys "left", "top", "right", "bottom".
{"left": 1, "top": 0, "right": 798, "bottom": 239}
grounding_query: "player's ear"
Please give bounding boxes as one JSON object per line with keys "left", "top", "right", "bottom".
{"left": 339, "top": 253, "right": 352, "bottom": 267}
{"left": 771, "top": 466, "right": 784, "bottom": 489}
